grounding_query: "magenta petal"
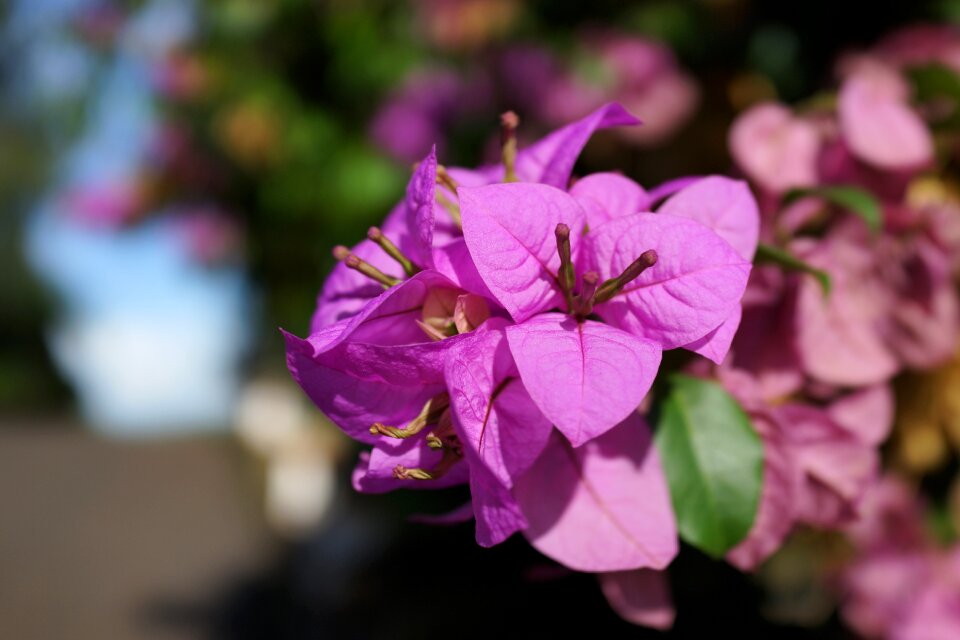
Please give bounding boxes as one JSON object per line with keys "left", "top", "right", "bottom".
{"left": 445, "top": 328, "right": 553, "bottom": 487}
{"left": 311, "top": 243, "right": 404, "bottom": 332}
{"left": 352, "top": 438, "right": 469, "bottom": 493}
{"left": 827, "top": 385, "right": 894, "bottom": 446}
{"left": 726, "top": 412, "right": 798, "bottom": 571}
{"left": 460, "top": 183, "right": 586, "bottom": 322}
{"left": 776, "top": 404, "right": 879, "bottom": 528}
{"left": 794, "top": 246, "right": 898, "bottom": 387}
{"left": 599, "top": 570, "right": 675, "bottom": 630}
{"left": 285, "top": 331, "right": 443, "bottom": 443}
{"left": 839, "top": 65, "right": 933, "bottom": 170}
{"left": 469, "top": 462, "right": 528, "bottom": 547}
{"left": 656, "top": 175, "right": 760, "bottom": 261}
{"left": 404, "top": 146, "right": 437, "bottom": 269}
{"left": 514, "top": 415, "right": 678, "bottom": 572}
{"left": 569, "top": 172, "right": 649, "bottom": 227}
{"left": 325, "top": 270, "right": 461, "bottom": 348}
{"left": 684, "top": 305, "right": 742, "bottom": 365}
{"left": 585, "top": 212, "right": 751, "bottom": 350}
{"left": 728, "top": 102, "right": 820, "bottom": 194}
{"left": 515, "top": 102, "right": 641, "bottom": 187}
{"left": 645, "top": 176, "right": 703, "bottom": 207}
{"left": 431, "top": 238, "right": 494, "bottom": 298}
{"left": 506, "top": 314, "right": 661, "bottom": 447}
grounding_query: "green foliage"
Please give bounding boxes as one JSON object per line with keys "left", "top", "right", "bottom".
{"left": 655, "top": 375, "right": 764, "bottom": 558}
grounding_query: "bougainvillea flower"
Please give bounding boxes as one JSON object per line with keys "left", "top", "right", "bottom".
{"left": 540, "top": 32, "right": 699, "bottom": 146}
{"left": 314, "top": 104, "right": 640, "bottom": 331}
{"left": 838, "top": 477, "right": 960, "bottom": 640}
{"left": 792, "top": 234, "right": 899, "bottom": 386}
{"left": 838, "top": 62, "right": 934, "bottom": 171}
{"left": 729, "top": 102, "right": 821, "bottom": 194}
{"left": 723, "top": 370, "right": 892, "bottom": 570}
{"left": 513, "top": 414, "right": 677, "bottom": 571}
{"left": 442, "top": 322, "right": 677, "bottom": 570}
{"left": 288, "top": 270, "right": 483, "bottom": 440}
{"left": 459, "top": 180, "right": 750, "bottom": 438}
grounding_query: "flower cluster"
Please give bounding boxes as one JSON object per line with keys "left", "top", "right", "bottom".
{"left": 286, "top": 103, "right": 758, "bottom": 623}
{"left": 370, "top": 31, "right": 698, "bottom": 163}
{"left": 697, "top": 25, "right": 960, "bottom": 575}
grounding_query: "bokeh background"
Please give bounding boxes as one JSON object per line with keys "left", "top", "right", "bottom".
{"left": 2, "top": 1, "right": 958, "bottom": 638}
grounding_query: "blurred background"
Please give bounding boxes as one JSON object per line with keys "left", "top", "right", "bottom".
{"left": 2, "top": 0, "right": 959, "bottom": 637}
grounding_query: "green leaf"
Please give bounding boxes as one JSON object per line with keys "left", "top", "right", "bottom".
{"left": 783, "top": 185, "right": 883, "bottom": 232}
{"left": 654, "top": 375, "right": 764, "bottom": 558}
{"left": 754, "top": 243, "right": 832, "bottom": 295}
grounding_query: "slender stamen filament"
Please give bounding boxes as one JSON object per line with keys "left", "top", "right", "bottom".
{"left": 333, "top": 245, "right": 401, "bottom": 287}
{"left": 367, "top": 226, "right": 419, "bottom": 277}
{"left": 370, "top": 393, "right": 450, "bottom": 439}
{"left": 392, "top": 446, "right": 462, "bottom": 481}
{"left": 436, "top": 165, "right": 458, "bottom": 192}
{"left": 436, "top": 192, "right": 462, "bottom": 227}
{"left": 501, "top": 111, "right": 519, "bottom": 183}
{"left": 594, "top": 250, "right": 658, "bottom": 303}
{"left": 555, "top": 223, "right": 576, "bottom": 312}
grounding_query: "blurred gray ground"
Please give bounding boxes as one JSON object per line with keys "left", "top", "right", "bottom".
{"left": 0, "top": 422, "right": 272, "bottom": 640}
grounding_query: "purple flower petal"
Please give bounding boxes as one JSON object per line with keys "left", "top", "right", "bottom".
{"left": 352, "top": 438, "right": 470, "bottom": 493}
{"left": 827, "top": 385, "right": 894, "bottom": 447}
{"left": 460, "top": 183, "right": 586, "bottom": 322}
{"left": 684, "top": 305, "right": 742, "bottom": 365}
{"left": 728, "top": 103, "right": 820, "bottom": 194}
{"left": 794, "top": 240, "right": 898, "bottom": 386}
{"left": 776, "top": 404, "right": 880, "bottom": 529}
{"left": 838, "top": 64, "right": 933, "bottom": 170}
{"left": 645, "top": 176, "right": 703, "bottom": 207}
{"left": 469, "top": 461, "right": 528, "bottom": 547}
{"left": 514, "top": 102, "right": 641, "bottom": 187}
{"left": 506, "top": 313, "right": 661, "bottom": 447}
{"left": 445, "top": 328, "right": 553, "bottom": 488}
{"left": 585, "top": 212, "right": 751, "bottom": 350}
{"left": 513, "top": 414, "right": 678, "bottom": 572}
{"left": 656, "top": 175, "right": 760, "bottom": 261}
{"left": 404, "top": 146, "right": 438, "bottom": 269}
{"left": 569, "top": 172, "right": 648, "bottom": 227}
{"left": 599, "top": 570, "right": 675, "bottom": 630}
{"left": 726, "top": 411, "right": 798, "bottom": 571}
{"left": 285, "top": 331, "right": 443, "bottom": 443}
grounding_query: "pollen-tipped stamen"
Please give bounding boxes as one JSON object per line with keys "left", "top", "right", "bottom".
{"left": 594, "top": 250, "right": 658, "bottom": 304}
{"left": 333, "top": 245, "right": 401, "bottom": 287}
{"left": 392, "top": 446, "right": 462, "bottom": 481}
{"left": 574, "top": 271, "right": 600, "bottom": 317}
{"left": 555, "top": 223, "right": 576, "bottom": 312}
{"left": 367, "top": 226, "right": 419, "bottom": 277}
{"left": 369, "top": 393, "right": 450, "bottom": 439}
{"left": 501, "top": 111, "right": 519, "bottom": 183}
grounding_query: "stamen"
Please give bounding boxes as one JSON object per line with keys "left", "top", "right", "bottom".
{"left": 436, "top": 192, "right": 462, "bottom": 227}
{"left": 392, "top": 446, "right": 462, "bottom": 481}
{"left": 369, "top": 393, "right": 450, "bottom": 439}
{"left": 501, "top": 111, "right": 519, "bottom": 183}
{"left": 333, "top": 245, "right": 401, "bottom": 287}
{"left": 594, "top": 250, "right": 658, "bottom": 304}
{"left": 555, "top": 223, "right": 576, "bottom": 311}
{"left": 574, "top": 271, "right": 600, "bottom": 317}
{"left": 436, "top": 165, "right": 458, "bottom": 192}
{"left": 367, "top": 226, "right": 418, "bottom": 276}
